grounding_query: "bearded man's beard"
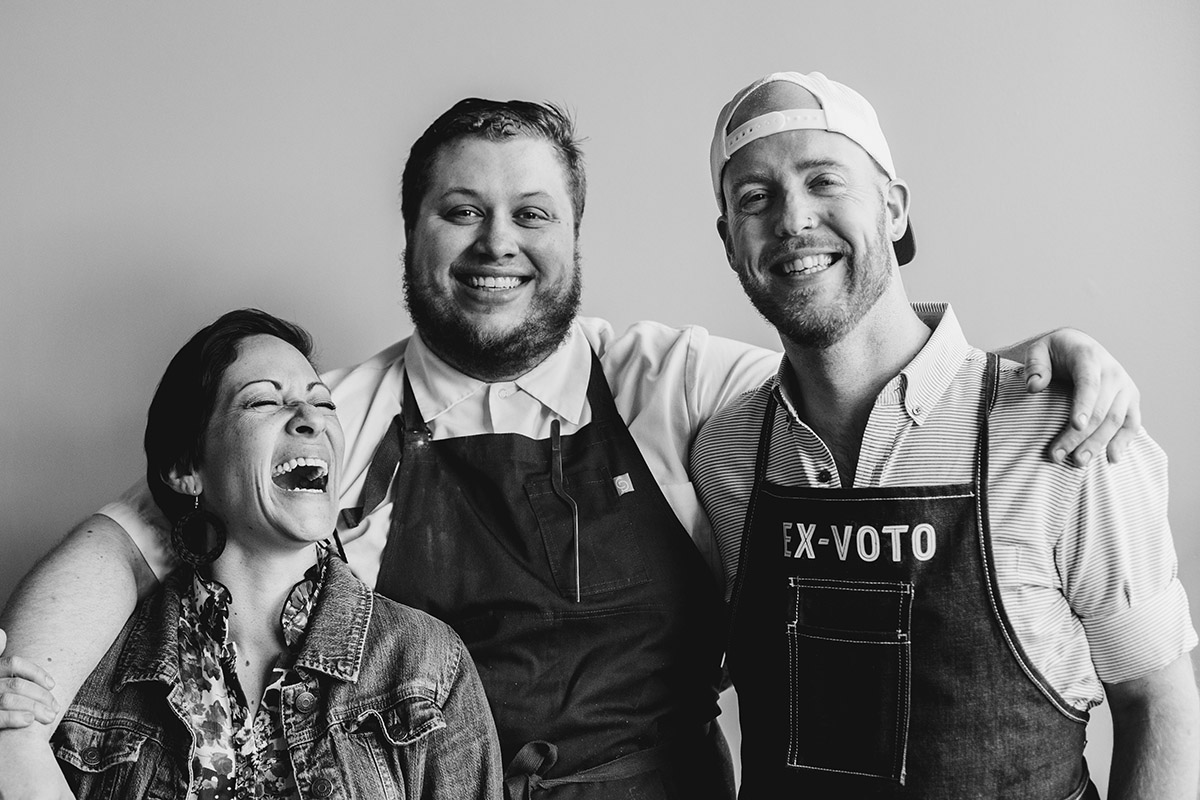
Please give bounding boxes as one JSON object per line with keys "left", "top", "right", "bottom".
{"left": 402, "top": 249, "right": 583, "bottom": 381}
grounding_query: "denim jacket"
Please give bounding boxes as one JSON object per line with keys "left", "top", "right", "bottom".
{"left": 52, "top": 555, "right": 503, "bottom": 799}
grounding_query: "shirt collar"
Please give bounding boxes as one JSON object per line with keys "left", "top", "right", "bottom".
{"left": 891, "top": 303, "right": 970, "bottom": 425}
{"left": 405, "top": 320, "right": 591, "bottom": 426}
{"left": 773, "top": 303, "right": 966, "bottom": 427}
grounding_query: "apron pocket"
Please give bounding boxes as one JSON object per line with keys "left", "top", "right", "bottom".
{"left": 526, "top": 468, "right": 652, "bottom": 598}
{"left": 785, "top": 577, "right": 912, "bottom": 784}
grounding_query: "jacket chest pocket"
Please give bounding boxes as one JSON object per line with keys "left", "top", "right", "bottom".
{"left": 335, "top": 696, "right": 447, "bottom": 799}
{"left": 53, "top": 717, "right": 178, "bottom": 800}
{"left": 347, "top": 694, "right": 446, "bottom": 746}
{"left": 526, "top": 466, "right": 652, "bottom": 598}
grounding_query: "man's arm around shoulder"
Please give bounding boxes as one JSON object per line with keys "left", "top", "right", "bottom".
{"left": 1105, "top": 651, "right": 1200, "bottom": 800}
{"left": 0, "top": 513, "right": 156, "bottom": 799}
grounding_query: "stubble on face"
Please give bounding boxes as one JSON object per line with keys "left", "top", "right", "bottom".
{"left": 402, "top": 245, "right": 583, "bottom": 381}
{"left": 736, "top": 207, "right": 895, "bottom": 350}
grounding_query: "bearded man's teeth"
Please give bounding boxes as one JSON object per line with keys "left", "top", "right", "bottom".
{"left": 468, "top": 275, "right": 523, "bottom": 289}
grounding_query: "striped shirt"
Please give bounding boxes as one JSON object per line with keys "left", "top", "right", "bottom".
{"left": 691, "top": 304, "right": 1196, "bottom": 710}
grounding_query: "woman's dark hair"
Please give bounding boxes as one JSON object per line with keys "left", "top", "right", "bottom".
{"left": 144, "top": 308, "right": 314, "bottom": 524}
{"left": 400, "top": 98, "right": 587, "bottom": 236}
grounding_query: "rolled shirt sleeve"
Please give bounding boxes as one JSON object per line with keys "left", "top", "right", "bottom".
{"left": 1060, "top": 430, "right": 1197, "bottom": 684}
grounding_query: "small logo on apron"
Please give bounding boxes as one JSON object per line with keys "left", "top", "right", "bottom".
{"left": 613, "top": 473, "right": 634, "bottom": 496}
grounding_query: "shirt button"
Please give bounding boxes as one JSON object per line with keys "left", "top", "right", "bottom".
{"left": 497, "top": 385, "right": 513, "bottom": 399}
{"left": 294, "top": 690, "right": 318, "bottom": 713}
{"left": 80, "top": 746, "right": 102, "bottom": 766}
{"left": 817, "top": 469, "right": 832, "bottom": 484}
{"left": 311, "top": 777, "right": 334, "bottom": 797}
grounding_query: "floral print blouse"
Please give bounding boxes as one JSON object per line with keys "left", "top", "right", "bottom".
{"left": 176, "top": 553, "right": 327, "bottom": 800}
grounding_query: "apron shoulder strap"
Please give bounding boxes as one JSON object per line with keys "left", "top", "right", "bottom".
{"left": 339, "top": 369, "right": 430, "bottom": 528}
{"left": 983, "top": 352, "right": 1000, "bottom": 414}
{"left": 975, "top": 352, "right": 1000, "bottom": 496}
{"left": 581, "top": 348, "right": 620, "bottom": 424}
{"left": 338, "top": 413, "right": 403, "bottom": 528}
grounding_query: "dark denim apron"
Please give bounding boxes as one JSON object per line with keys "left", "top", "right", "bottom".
{"left": 354, "top": 352, "right": 733, "bottom": 799}
{"left": 728, "top": 354, "right": 1098, "bottom": 799}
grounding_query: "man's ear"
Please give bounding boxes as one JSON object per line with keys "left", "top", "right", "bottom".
{"left": 885, "top": 179, "right": 911, "bottom": 245}
{"left": 716, "top": 216, "right": 736, "bottom": 270}
{"left": 165, "top": 463, "right": 202, "bottom": 497}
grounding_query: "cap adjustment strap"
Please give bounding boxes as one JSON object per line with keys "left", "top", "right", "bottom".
{"left": 723, "top": 108, "right": 828, "bottom": 159}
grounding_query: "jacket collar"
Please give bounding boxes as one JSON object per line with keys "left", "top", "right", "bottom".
{"left": 291, "top": 555, "right": 373, "bottom": 682}
{"left": 112, "top": 571, "right": 187, "bottom": 691}
{"left": 112, "top": 555, "right": 373, "bottom": 689}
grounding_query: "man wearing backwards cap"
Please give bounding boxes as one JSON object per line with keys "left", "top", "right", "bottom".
{"left": 691, "top": 71, "right": 1200, "bottom": 799}
{"left": 0, "top": 95, "right": 1153, "bottom": 798}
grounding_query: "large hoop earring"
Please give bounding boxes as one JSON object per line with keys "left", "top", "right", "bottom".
{"left": 171, "top": 495, "right": 227, "bottom": 567}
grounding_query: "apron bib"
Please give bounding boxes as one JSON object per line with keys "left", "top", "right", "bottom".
{"left": 359, "top": 352, "right": 733, "bottom": 799}
{"left": 728, "top": 354, "right": 1095, "bottom": 799}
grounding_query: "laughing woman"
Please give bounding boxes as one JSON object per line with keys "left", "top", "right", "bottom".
{"left": 50, "top": 309, "right": 502, "bottom": 799}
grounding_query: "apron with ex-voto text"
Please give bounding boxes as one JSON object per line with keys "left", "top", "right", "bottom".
{"left": 728, "top": 354, "right": 1097, "bottom": 799}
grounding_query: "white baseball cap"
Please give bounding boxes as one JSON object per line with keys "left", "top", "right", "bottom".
{"left": 709, "top": 71, "right": 914, "bottom": 265}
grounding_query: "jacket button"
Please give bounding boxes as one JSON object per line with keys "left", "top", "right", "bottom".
{"left": 311, "top": 777, "right": 334, "bottom": 797}
{"left": 80, "top": 746, "right": 101, "bottom": 766}
{"left": 294, "top": 690, "right": 318, "bottom": 713}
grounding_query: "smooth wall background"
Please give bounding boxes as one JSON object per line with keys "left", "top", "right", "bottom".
{"left": 2, "top": 2, "right": 1197, "bottom": 793}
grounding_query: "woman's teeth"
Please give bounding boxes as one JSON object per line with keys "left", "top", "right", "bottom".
{"left": 467, "top": 275, "right": 523, "bottom": 290}
{"left": 271, "top": 457, "right": 329, "bottom": 492}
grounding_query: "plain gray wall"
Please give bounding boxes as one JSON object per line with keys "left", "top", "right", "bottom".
{"left": 2, "top": 2, "right": 1197, "bottom": 793}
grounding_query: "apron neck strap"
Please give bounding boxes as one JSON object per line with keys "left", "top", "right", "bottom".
{"left": 581, "top": 349, "right": 619, "bottom": 425}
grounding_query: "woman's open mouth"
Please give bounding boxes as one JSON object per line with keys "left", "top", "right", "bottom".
{"left": 271, "top": 457, "right": 329, "bottom": 493}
